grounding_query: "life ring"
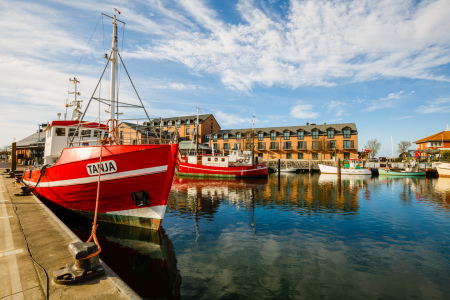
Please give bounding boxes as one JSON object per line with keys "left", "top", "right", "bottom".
{"left": 238, "top": 159, "right": 244, "bottom": 163}
{"left": 244, "top": 159, "right": 249, "bottom": 163}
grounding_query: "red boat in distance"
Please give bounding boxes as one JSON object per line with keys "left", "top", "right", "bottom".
{"left": 22, "top": 12, "right": 180, "bottom": 230}
{"left": 178, "top": 149, "right": 268, "bottom": 178}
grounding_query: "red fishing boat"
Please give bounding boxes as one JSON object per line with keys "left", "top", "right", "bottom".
{"left": 22, "top": 12, "right": 179, "bottom": 230}
{"left": 179, "top": 149, "right": 268, "bottom": 178}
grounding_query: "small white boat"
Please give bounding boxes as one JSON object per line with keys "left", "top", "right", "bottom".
{"left": 378, "top": 168, "right": 426, "bottom": 176}
{"left": 435, "top": 162, "right": 450, "bottom": 177}
{"left": 318, "top": 164, "right": 372, "bottom": 175}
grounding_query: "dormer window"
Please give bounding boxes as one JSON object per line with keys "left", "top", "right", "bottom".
{"left": 297, "top": 131, "right": 304, "bottom": 140}
{"left": 343, "top": 129, "right": 351, "bottom": 138}
{"left": 246, "top": 133, "right": 251, "bottom": 141}
{"left": 176, "top": 120, "right": 181, "bottom": 128}
{"left": 236, "top": 133, "right": 241, "bottom": 140}
{"left": 270, "top": 132, "right": 276, "bottom": 140}
{"left": 168, "top": 121, "right": 172, "bottom": 128}
{"left": 258, "top": 132, "right": 263, "bottom": 141}
{"left": 312, "top": 130, "right": 319, "bottom": 139}
{"left": 213, "top": 134, "right": 218, "bottom": 142}
{"left": 224, "top": 134, "right": 228, "bottom": 141}
{"left": 327, "top": 129, "right": 334, "bottom": 139}
{"left": 283, "top": 131, "right": 290, "bottom": 140}
{"left": 186, "top": 119, "right": 190, "bottom": 126}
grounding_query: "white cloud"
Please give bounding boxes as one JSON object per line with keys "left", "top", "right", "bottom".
{"left": 417, "top": 97, "right": 450, "bottom": 114}
{"left": 326, "top": 101, "right": 346, "bottom": 117}
{"left": 290, "top": 102, "right": 319, "bottom": 119}
{"left": 125, "top": 0, "right": 450, "bottom": 91}
{"left": 214, "top": 110, "right": 251, "bottom": 127}
{"left": 364, "top": 91, "right": 408, "bottom": 111}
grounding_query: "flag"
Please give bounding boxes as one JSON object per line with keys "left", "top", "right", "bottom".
{"left": 115, "top": 8, "right": 121, "bottom": 14}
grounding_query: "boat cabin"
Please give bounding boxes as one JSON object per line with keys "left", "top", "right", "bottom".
{"left": 185, "top": 149, "right": 254, "bottom": 167}
{"left": 43, "top": 120, "right": 108, "bottom": 164}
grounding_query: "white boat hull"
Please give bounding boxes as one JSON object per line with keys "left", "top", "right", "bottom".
{"left": 318, "top": 164, "right": 372, "bottom": 175}
{"left": 436, "top": 163, "right": 450, "bottom": 177}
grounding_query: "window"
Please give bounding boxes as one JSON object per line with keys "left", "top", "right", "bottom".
{"left": 270, "top": 142, "right": 278, "bottom": 150}
{"left": 270, "top": 132, "right": 276, "bottom": 140}
{"left": 298, "top": 131, "right": 304, "bottom": 140}
{"left": 234, "top": 143, "right": 241, "bottom": 149}
{"left": 211, "top": 122, "right": 213, "bottom": 129}
{"left": 312, "top": 130, "right": 319, "bottom": 139}
{"left": 81, "top": 130, "right": 91, "bottom": 138}
{"left": 344, "top": 152, "right": 350, "bottom": 159}
{"left": 213, "top": 134, "right": 218, "bottom": 142}
{"left": 330, "top": 152, "right": 335, "bottom": 159}
{"left": 224, "top": 134, "right": 228, "bottom": 141}
{"left": 93, "top": 130, "right": 99, "bottom": 137}
{"left": 236, "top": 133, "right": 241, "bottom": 140}
{"left": 312, "top": 141, "right": 318, "bottom": 149}
{"left": 258, "top": 142, "right": 265, "bottom": 150}
{"left": 186, "top": 120, "right": 190, "bottom": 126}
{"left": 298, "top": 153, "right": 303, "bottom": 159}
{"left": 258, "top": 153, "right": 263, "bottom": 158}
{"left": 68, "top": 128, "right": 76, "bottom": 137}
{"left": 284, "top": 142, "right": 292, "bottom": 149}
{"left": 297, "top": 141, "right": 305, "bottom": 150}
{"left": 223, "top": 143, "right": 229, "bottom": 150}
{"left": 284, "top": 131, "right": 290, "bottom": 140}
{"left": 328, "top": 140, "right": 336, "bottom": 149}
{"left": 185, "top": 136, "right": 190, "bottom": 141}
{"left": 343, "top": 129, "right": 351, "bottom": 138}
{"left": 312, "top": 153, "right": 318, "bottom": 159}
{"left": 286, "top": 153, "right": 292, "bottom": 159}
{"left": 167, "top": 121, "right": 172, "bottom": 128}
{"left": 55, "top": 128, "right": 66, "bottom": 136}
{"left": 258, "top": 132, "right": 263, "bottom": 141}
{"left": 343, "top": 140, "right": 354, "bottom": 149}
{"left": 176, "top": 120, "right": 181, "bottom": 128}
{"left": 120, "top": 131, "right": 124, "bottom": 140}
{"left": 246, "top": 133, "right": 251, "bottom": 141}
{"left": 327, "top": 130, "right": 334, "bottom": 139}
{"left": 245, "top": 143, "right": 252, "bottom": 150}
{"left": 186, "top": 128, "right": 190, "bottom": 135}
{"left": 213, "top": 143, "right": 219, "bottom": 150}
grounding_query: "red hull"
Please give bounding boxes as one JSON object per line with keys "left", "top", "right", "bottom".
{"left": 23, "top": 144, "right": 180, "bottom": 230}
{"left": 178, "top": 162, "right": 268, "bottom": 178}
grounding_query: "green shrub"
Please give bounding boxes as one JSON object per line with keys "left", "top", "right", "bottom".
{"left": 442, "top": 150, "right": 450, "bottom": 161}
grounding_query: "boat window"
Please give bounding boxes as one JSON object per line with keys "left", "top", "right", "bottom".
{"left": 208, "top": 158, "right": 211, "bottom": 161}
{"left": 68, "top": 128, "right": 77, "bottom": 137}
{"left": 55, "top": 128, "right": 66, "bottom": 136}
{"left": 93, "top": 130, "right": 98, "bottom": 137}
{"left": 81, "top": 130, "right": 91, "bottom": 138}
{"left": 221, "top": 158, "right": 225, "bottom": 162}
{"left": 214, "top": 157, "right": 218, "bottom": 162}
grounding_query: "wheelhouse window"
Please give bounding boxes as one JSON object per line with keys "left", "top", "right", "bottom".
{"left": 343, "top": 129, "right": 351, "bottom": 138}
{"left": 68, "top": 128, "right": 76, "bottom": 137}
{"left": 312, "top": 130, "right": 319, "bottom": 139}
{"left": 297, "top": 131, "right": 304, "bottom": 140}
{"left": 327, "top": 130, "right": 334, "bottom": 139}
{"left": 270, "top": 132, "right": 276, "bottom": 140}
{"left": 258, "top": 132, "right": 263, "bottom": 141}
{"left": 55, "top": 128, "right": 66, "bottom": 136}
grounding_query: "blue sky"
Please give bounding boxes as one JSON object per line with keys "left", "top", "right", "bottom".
{"left": 1, "top": 0, "right": 449, "bottom": 157}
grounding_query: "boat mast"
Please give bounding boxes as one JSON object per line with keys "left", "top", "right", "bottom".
{"left": 109, "top": 14, "right": 118, "bottom": 138}
{"left": 196, "top": 107, "right": 199, "bottom": 156}
{"left": 252, "top": 114, "right": 255, "bottom": 164}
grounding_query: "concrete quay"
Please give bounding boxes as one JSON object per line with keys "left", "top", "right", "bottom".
{"left": 0, "top": 166, "right": 141, "bottom": 300}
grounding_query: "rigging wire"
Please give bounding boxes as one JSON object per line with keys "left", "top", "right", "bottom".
{"left": 73, "top": 15, "right": 102, "bottom": 76}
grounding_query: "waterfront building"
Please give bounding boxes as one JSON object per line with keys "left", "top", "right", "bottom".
{"left": 413, "top": 127, "right": 450, "bottom": 159}
{"left": 209, "top": 123, "right": 358, "bottom": 160}
{"left": 15, "top": 131, "right": 45, "bottom": 164}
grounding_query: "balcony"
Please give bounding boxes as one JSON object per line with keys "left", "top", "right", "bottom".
{"left": 283, "top": 145, "right": 293, "bottom": 150}
{"left": 257, "top": 146, "right": 266, "bottom": 150}
{"left": 270, "top": 145, "right": 279, "bottom": 150}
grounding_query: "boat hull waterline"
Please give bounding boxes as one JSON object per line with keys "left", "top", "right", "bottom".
{"left": 436, "top": 163, "right": 450, "bottom": 177}
{"left": 318, "top": 164, "right": 372, "bottom": 175}
{"left": 23, "top": 144, "right": 180, "bottom": 230}
{"left": 178, "top": 162, "right": 268, "bottom": 178}
{"left": 378, "top": 168, "right": 426, "bottom": 176}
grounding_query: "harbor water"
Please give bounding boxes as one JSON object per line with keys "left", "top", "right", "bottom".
{"left": 57, "top": 173, "right": 450, "bottom": 299}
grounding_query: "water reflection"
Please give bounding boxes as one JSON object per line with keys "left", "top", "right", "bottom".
{"left": 71, "top": 222, "right": 181, "bottom": 300}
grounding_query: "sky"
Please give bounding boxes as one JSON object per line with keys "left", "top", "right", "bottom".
{"left": 1, "top": 0, "right": 449, "bottom": 157}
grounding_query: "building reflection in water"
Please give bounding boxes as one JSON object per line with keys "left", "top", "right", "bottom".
{"left": 169, "top": 173, "right": 373, "bottom": 216}
{"left": 72, "top": 222, "right": 181, "bottom": 300}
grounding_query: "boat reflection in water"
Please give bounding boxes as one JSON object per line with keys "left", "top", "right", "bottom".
{"left": 169, "top": 173, "right": 373, "bottom": 216}
{"left": 71, "top": 222, "right": 181, "bottom": 300}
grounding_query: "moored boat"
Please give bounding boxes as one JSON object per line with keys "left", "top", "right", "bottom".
{"left": 378, "top": 168, "right": 426, "bottom": 176}
{"left": 435, "top": 162, "right": 450, "bottom": 177}
{"left": 22, "top": 12, "right": 180, "bottom": 230}
{"left": 318, "top": 164, "right": 372, "bottom": 175}
{"left": 178, "top": 149, "right": 268, "bottom": 178}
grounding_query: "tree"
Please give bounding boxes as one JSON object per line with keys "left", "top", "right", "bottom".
{"left": 364, "top": 139, "right": 381, "bottom": 158}
{"left": 442, "top": 150, "right": 450, "bottom": 161}
{"left": 397, "top": 141, "right": 412, "bottom": 160}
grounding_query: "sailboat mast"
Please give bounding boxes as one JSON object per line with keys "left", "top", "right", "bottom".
{"left": 109, "top": 14, "right": 118, "bottom": 137}
{"left": 196, "top": 107, "right": 199, "bottom": 155}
